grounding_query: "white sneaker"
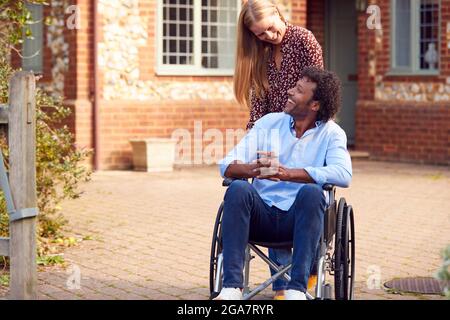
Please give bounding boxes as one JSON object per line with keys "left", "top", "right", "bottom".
{"left": 285, "top": 289, "right": 307, "bottom": 300}
{"left": 213, "top": 288, "right": 243, "bottom": 300}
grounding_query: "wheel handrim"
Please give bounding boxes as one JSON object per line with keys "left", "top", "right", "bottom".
{"left": 342, "top": 207, "right": 350, "bottom": 299}
{"left": 209, "top": 202, "right": 224, "bottom": 296}
{"left": 347, "top": 205, "right": 356, "bottom": 300}
{"left": 334, "top": 198, "right": 346, "bottom": 299}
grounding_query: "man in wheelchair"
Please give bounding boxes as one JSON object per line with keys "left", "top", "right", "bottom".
{"left": 215, "top": 66, "right": 352, "bottom": 300}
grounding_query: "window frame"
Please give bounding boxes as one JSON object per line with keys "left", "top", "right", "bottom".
{"left": 22, "top": 3, "right": 44, "bottom": 74}
{"left": 389, "top": 0, "right": 441, "bottom": 76}
{"left": 155, "top": 0, "right": 241, "bottom": 76}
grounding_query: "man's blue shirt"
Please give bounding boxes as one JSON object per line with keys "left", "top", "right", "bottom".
{"left": 218, "top": 112, "right": 352, "bottom": 211}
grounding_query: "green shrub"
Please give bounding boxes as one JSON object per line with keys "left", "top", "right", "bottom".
{"left": 0, "top": 0, "right": 50, "bottom": 53}
{"left": 435, "top": 245, "right": 450, "bottom": 299}
{"left": 0, "top": 84, "right": 92, "bottom": 238}
{"left": 0, "top": 0, "right": 92, "bottom": 259}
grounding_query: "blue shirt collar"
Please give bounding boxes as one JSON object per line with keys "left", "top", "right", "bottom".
{"left": 289, "top": 117, "right": 323, "bottom": 136}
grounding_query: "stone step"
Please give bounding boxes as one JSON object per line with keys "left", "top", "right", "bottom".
{"left": 349, "top": 150, "right": 370, "bottom": 159}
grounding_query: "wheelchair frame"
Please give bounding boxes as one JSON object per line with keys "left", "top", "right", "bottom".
{"left": 209, "top": 179, "right": 355, "bottom": 300}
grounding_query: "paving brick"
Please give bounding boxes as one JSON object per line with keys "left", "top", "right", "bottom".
{"left": 1, "top": 161, "right": 447, "bottom": 300}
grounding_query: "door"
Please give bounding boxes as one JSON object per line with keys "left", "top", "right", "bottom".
{"left": 325, "top": 0, "right": 358, "bottom": 145}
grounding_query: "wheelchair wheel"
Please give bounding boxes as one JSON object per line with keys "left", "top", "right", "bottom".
{"left": 334, "top": 198, "right": 355, "bottom": 300}
{"left": 209, "top": 202, "right": 224, "bottom": 299}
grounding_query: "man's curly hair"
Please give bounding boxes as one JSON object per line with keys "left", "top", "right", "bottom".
{"left": 300, "top": 66, "right": 341, "bottom": 122}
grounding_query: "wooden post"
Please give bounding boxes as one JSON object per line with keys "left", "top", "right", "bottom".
{"left": 8, "top": 71, "right": 37, "bottom": 299}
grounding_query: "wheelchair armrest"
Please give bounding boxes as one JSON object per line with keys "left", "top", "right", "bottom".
{"left": 222, "top": 177, "right": 234, "bottom": 187}
{"left": 222, "top": 177, "right": 248, "bottom": 187}
{"left": 224, "top": 179, "right": 335, "bottom": 189}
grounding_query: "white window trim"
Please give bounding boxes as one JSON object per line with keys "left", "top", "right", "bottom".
{"left": 155, "top": 0, "right": 240, "bottom": 76}
{"left": 389, "top": 0, "right": 441, "bottom": 76}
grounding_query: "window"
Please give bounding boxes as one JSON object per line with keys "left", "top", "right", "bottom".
{"left": 22, "top": 3, "right": 44, "bottom": 74}
{"left": 157, "top": 0, "right": 240, "bottom": 76}
{"left": 391, "top": 0, "right": 440, "bottom": 74}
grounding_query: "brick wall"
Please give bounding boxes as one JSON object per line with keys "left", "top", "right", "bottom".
{"left": 8, "top": 0, "right": 308, "bottom": 170}
{"left": 93, "top": 0, "right": 247, "bottom": 169}
{"left": 356, "top": 101, "right": 449, "bottom": 165}
{"left": 443, "top": 1, "right": 450, "bottom": 75}
{"left": 94, "top": 0, "right": 308, "bottom": 170}
{"left": 16, "top": 0, "right": 449, "bottom": 169}
{"left": 59, "top": 0, "right": 94, "bottom": 169}
{"left": 72, "top": 0, "right": 94, "bottom": 154}
{"left": 97, "top": 100, "right": 248, "bottom": 169}
{"left": 354, "top": 0, "right": 450, "bottom": 166}
{"left": 306, "top": 0, "right": 325, "bottom": 48}
{"left": 290, "top": 0, "right": 307, "bottom": 27}
{"left": 357, "top": 1, "right": 376, "bottom": 101}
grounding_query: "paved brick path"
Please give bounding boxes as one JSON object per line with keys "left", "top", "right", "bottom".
{"left": 2, "top": 160, "right": 449, "bottom": 300}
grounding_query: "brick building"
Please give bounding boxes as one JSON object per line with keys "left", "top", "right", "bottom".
{"left": 13, "top": 0, "right": 450, "bottom": 169}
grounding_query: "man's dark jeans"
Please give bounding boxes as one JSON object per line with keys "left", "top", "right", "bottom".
{"left": 221, "top": 180, "right": 326, "bottom": 293}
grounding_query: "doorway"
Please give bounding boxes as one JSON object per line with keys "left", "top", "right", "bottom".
{"left": 325, "top": 0, "right": 358, "bottom": 145}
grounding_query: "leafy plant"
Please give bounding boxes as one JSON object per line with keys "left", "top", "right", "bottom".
{"left": 0, "top": 63, "right": 92, "bottom": 241}
{"left": 435, "top": 244, "right": 450, "bottom": 299}
{"left": 0, "top": 1, "right": 92, "bottom": 264}
{"left": 36, "top": 254, "right": 65, "bottom": 266}
{"left": 0, "top": 274, "right": 9, "bottom": 286}
{"left": 0, "top": 0, "right": 51, "bottom": 58}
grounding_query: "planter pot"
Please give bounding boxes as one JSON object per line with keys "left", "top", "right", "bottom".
{"left": 129, "top": 138, "right": 176, "bottom": 172}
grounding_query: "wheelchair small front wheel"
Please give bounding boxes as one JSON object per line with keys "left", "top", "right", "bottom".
{"left": 209, "top": 202, "right": 224, "bottom": 299}
{"left": 334, "top": 198, "right": 355, "bottom": 300}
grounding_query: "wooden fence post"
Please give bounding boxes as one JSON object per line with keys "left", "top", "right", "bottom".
{"left": 8, "top": 71, "right": 37, "bottom": 299}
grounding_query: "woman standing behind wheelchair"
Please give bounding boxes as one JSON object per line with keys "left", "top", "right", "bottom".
{"left": 234, "top": 0, "right": 324, "bottom": 300}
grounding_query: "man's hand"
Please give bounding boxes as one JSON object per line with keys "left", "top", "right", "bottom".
{"left": 255, "top": 165, "right": 291, "bottom": 181}
{"left": 224, "top": 159, "right": 272, "bottom": 179}
{"left": 256, "top": 166, "right": 315, "bottom": 184}
{"left": 250, "top": 157, "right": 275, "bottom": 177}
{"left": 252, "top": 151, "right": 279, "bottom": 177}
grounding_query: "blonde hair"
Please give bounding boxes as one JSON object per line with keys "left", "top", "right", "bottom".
{"left": 234, "top": 0, "right": 286, "bottom": 109}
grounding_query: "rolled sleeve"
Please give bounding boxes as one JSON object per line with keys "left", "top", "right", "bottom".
{"left": 304, "top": 130, "right": 352, "bottom": 187}
{"left": 304, "top": 166, "right": 327, "bottom": 186}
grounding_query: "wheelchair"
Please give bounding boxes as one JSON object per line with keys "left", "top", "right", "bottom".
{"left": 209, "top": 178, "right": 355, "bottom": 300}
